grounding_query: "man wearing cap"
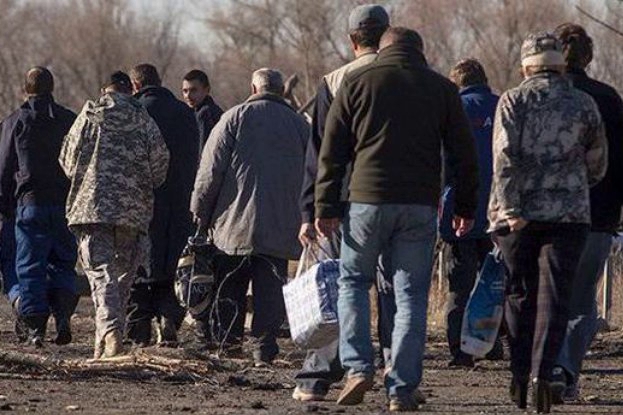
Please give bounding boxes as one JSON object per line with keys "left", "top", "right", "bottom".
{"left": 315, "top": 26, "right": 479, "bottom": 411}
{"left": 191, "top": 68, "right": 308, "bottom": 367}
{"left": 0, "top": 67, "right": 77, "bottom": 347}
{"left": 489, "top": 33, "right": 607, "bottom": 413}
{"left": 60, "top": 71, "right": 169, "bottom": 358}
{"left": 295, "top": 3, "right": 398, "bottom": 403}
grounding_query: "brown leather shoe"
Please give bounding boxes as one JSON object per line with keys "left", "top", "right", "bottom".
{"left": 337, "top": 374, "right": 374, "bottom": 405}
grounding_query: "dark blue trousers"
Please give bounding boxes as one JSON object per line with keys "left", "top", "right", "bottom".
{"left": 15, "top": 205, "right": 77, "bottom": 316}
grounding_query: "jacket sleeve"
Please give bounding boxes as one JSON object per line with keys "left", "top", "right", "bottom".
{"left": 491, "top": 92, "right": 523, "bottom": 220}
{"left": 442, "top": 83, "right": 479, "bottom": 219}
{"left": 145, "top": 115, "right": 170, "bottom": 189}
{"left": 583, "top": 99, "right": 608, "bottom": 187}
{"left": 0, "top": 119, "right": 19, "bottom": 220}
{"left": 315, "top": 81, "right": 353, "bottom": 219}
{"left": 59, "top": 109, "right": 90, "bottom": 180}
{"left": 190, "top": 112, "right": 235, "bottom": 224}
{"left": 300, "top": 80, "right": 332, "bottom": 223}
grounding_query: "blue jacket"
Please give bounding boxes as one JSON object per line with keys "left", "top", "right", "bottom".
{"left": 0, "top": 95, "right": 76, "bottom": 219}
{"left": 440, "top": 85, "right": 498, "bottom": 241}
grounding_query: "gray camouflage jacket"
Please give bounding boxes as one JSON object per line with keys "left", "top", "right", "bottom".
{"left": 488, "top": 71, "right": 607, "bottom": 231}
{"left": 190, "top": 93, "right": 308, "bottom": 259}
{"left": 60, "top": 92, "right": 169, "bottom": 232}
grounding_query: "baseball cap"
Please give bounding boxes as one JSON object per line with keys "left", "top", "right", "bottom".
{"left": 348, "top": 4, "right": 389, "bottom": 32}
{"left": 521, "top": 32, "right": 565, "bottom": 67}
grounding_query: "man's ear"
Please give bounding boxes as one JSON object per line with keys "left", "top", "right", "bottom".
{"left": 251, "top": 84, "right": 257, "bottom": 95}
{"left": 348, "top": 33, "right": 359, "bottom": 54}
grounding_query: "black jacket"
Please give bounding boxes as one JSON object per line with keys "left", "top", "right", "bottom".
{"left": 567, "top": 68, "right": 623, "bottom": 233}
{"left": 195, "top": 95, "right": 224, "bottom": 150}
{"left": 0, "top": 95, "right": 76, "bottom": 218}
{"left": 315, "top": 44, "right": 478, "bottom": 219}
{"left": 135, "top": 86, "right": 200, "bottom": 206}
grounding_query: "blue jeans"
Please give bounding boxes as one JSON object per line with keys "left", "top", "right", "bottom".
{"left": 556, "top": 231, "right": 612, "bottom": 382}
{"left": 339, "top": 203, "right": 437, "bottom": 399}
{"left": 15, "top": 205, "right": 77, "bottom": 316}
{"left": 0, "top": 218, "right": 18, "bottom": 303}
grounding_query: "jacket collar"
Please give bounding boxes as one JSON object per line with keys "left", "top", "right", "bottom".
{"left": 196, "top": 95, "right": 217, "bottom": 112}
{"left": 134, "top": 85, "right": 176, "bottom": 101}
{"left": 245, "top": 92, "right": 294, "bottom": 110}
{"left": 376, "top": 44, "right": 428, "bottom": 68}
{"left": 521, "top": 70, "right": 570, "bottom": 88}
{"left": 459, "top": 84, "right": 492, "bottom": 96}
{"left": 565, "top": 67, "right": 589, "bottom": 82}
{"left": 24, "top": 93, "right": 56, "bottom": 118}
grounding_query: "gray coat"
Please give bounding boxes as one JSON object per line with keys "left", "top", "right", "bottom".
{"left": 190, "top": 93, "right": 309, "bottom": 259}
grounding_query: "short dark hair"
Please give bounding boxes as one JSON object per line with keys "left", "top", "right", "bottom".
{"left": 183, "top": 69, "right": 211, "bottom": 89}
{"left": 349, "top": 25, "right": 389, "bottom": 49}
{"left": 24, "top": 66, "right": 54, "bottom": 95}
{"left": 553, "top": 23, "right": 593, "bottom": 69}
{"left": 103, "top": 70, "right": 132, "bottom": 94}
{"left": 449, "top": 59, "right": 488, "bottom": 88}
{"left": 130, "top": 63, "right": 162, "bottom": 87}
{"left": 379, "top": 27, "right": 424, "bottom": 52}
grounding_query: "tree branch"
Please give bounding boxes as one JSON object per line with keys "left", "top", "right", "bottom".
{"left": 576, "top": 5, "right": 623, "bottom": 38}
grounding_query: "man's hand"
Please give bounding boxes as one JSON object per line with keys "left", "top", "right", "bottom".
{"left": 314, "top": 218, "right": 340, "bottom": 239}
{"left": 298, "top": 222, "right": 316, "bottom": 246}
{"left": 507, "top": 217, "right": 528, "bottom": 232}
{"left": 453, "top": 216, "right": 475, "bottom": 238}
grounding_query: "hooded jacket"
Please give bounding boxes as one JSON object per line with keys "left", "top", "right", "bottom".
{"left": 0, "top": 94, "right": 76, "bottom": 219}
{"left": 60, "top": 92, "right": 169, "bottom": 232}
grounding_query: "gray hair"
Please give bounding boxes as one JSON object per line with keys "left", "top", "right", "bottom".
{"left": 251, "top": 68, "right": 284, "bottom": 95}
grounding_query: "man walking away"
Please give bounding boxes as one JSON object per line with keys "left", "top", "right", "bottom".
{"left": 0, "top": 67, "right": 78, "bottom": 347}
{"left": 127, "top": 64, "right": 200, "bottom": 347}
{"left": 440, "top": 59, "right": 500, "bottom": 368}
{"left": 182, "top": 69, "right": 224, "bottom": 151}
{"left": 60, "top": 72, "right": 169, "bottom": 358}
{"left": 294, "top": 3, "right": 389, "bottom": 402}
{"left": 191, "top": 68, "right": 308, "bottom": 367}
{"left": 315, "top": 27, "right": 479, "bottom": 411}
{"left": 550, "top": 23, "right": 623, "bottom": 402}
{"left": 489, "top": 33, "right": 606, "bottom": 413}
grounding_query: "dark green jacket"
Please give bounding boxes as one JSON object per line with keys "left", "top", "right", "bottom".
{"left": 315, "top": 44, "right": 479, "bottom": 219}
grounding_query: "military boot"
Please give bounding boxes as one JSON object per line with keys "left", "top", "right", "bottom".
{"left": 22, "top": 313, "right": 49, "bottom": 347}
{"left": 49, "top": 291, "right": 79, "bottom": 345}
{"left": 103, "top": 330, "right": 124, "bottom": 358}
{"left": 156, "top": 317, "right": 179, "bottom": 347}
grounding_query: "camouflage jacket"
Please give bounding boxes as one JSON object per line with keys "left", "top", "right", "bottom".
{"left": 60, "top": 92, "right": 169, "bottom": 232}
{"left": 488, "top": 72, "right": 607, "bottom": 231}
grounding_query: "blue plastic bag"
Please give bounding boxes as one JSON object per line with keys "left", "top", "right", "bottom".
{"left": 460, "top": 248, "right": 506, "bottom": 357}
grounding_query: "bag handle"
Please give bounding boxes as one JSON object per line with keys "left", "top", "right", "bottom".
{"left": 294, "top": 243, "right": 321, "bottom": 278}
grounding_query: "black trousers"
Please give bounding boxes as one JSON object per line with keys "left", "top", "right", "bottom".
{"left": 210, "top": 254, "right": 287, "bottom": 361}
{"left": 445, "top": 238, "right": 493, "bottom": 358}
{"left": 496, "top": 222, "right": 588, "bottom": 381}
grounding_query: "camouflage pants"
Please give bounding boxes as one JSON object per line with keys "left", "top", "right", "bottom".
{"left": 76, "top": 224, "right": 143, "bottom": 349}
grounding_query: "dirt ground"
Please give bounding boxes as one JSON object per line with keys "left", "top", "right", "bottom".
{"left": 1, "top": 298, "right": 623, "bottom": 415}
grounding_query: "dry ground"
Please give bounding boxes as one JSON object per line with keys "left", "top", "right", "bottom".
{"left": 1, "top": 298, "right": 623, "bottom": 415}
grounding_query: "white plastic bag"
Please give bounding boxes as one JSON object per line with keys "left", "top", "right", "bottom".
{"left": 283, "top": 245, "right": 340, "bottom": 349}
{"left": 460, "top": 248, "right": 506, "bottom": 357}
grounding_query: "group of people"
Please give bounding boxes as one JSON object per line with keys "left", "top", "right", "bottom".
{"left": 0, "top": 3, "right": 621, "bottom": 414}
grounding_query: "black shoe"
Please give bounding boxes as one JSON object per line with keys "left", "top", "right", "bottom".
{"left": 533, "top": 378, "right": 553, "bottom": 414}
{"left": 126, "top": 319, "right": 153, "bottom": 347}
{"left": 485, "top": 340, "right": 504, "bottom": 361}
{"left": 11, "top": 297, "right": 27, "bottom": 343}
{"left": 509, "top": 377, "right": 528, "bottom": 409}
{"left": 448, "top": 352, "right": 474, "bottom": 368}
{"left": 50, "top": 291, "right": 79, "bottom": 345}
{"left": 22, "top": 313, "right": 49, "bottom": 348}
{"left": 550, "top": 366, "right": 567, "bottom": 405}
